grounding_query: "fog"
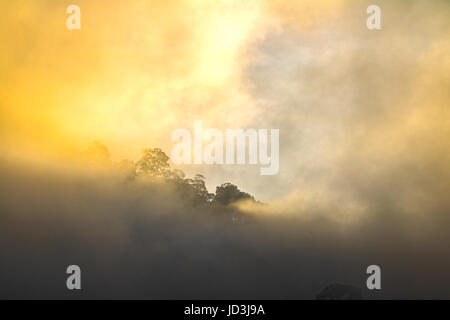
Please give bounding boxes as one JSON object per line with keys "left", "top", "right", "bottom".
{"left": 1, "top": 157, "right": 449, "bottom": 299}
{"left": 1, "top": 0, "right": 450, "bottom": 299}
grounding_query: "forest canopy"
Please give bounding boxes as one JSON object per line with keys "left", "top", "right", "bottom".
{"left": 84, "top": 142, "right": 257, "bottom": 209}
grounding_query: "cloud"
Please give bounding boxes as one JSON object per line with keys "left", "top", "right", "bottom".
{"left": 1, "top": 0, "right": 450, "bottom": 299}
{"left": 1, "top": 154, "right": 450, "bottom": 299}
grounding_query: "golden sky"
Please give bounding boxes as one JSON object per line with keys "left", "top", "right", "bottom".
{"left": 2, "top": 1, "right": 450, "bottom": 300}
{"left": 1, "top": 0, "right": 449, "bottom": 204}
{"left": 0, "top": 0, "right": 342, "bottom": 156}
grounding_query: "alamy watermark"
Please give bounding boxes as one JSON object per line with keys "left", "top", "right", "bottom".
{"left": 66, "top": 4, "right": 380, "bottom": 31}
{"left": 66, "top": 265, "right": 81, "bottom": 290}
{"left": 366, "top": 264, "right": 381, "bottom": 290}
{"left": 66, "top": 5, "right": 81, "bottom": 30}
{"left": 367, "top": 5, "right": 381, "bottom": 30}
{"left": 171, "top": 121, "right": 279, "bottom": 175}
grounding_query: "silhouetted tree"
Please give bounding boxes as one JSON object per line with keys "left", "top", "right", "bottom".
{"left": 136, "top": 148, "right": 171, "bottom": 177}
{"left": 191, "top": 174, "right": 215, "bottom": 203}
{"left": 100, "top": 145, "right": 256, "bottom": 208}
{"left": 214, "top": 182, "right": 254, "bottom": 206}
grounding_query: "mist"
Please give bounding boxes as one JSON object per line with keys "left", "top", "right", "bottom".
{"left": 1, "top": 0, "right": 450, "bottom": 300}
{"left": 1, "top": 155, "right": 449, "bottom": 299}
